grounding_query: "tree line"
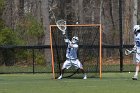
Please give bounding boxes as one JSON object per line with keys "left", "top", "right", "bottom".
{"left": 0, "top": 0, "right": 139, "bottom": 65}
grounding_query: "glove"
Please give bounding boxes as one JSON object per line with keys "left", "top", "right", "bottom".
{"left": 64, "top": 39, "right": 71, "bottom": 44}
{"left": 132, "top": 45, "right": 137, "bottom": 53}
{"left": 62, "top": 31, "right": 65, "bottom": 35}
{"left": 64, "top": 39, "right": 69, "bottom": 43}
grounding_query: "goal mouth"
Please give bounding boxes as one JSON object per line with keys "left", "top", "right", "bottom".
{"left": 50, "top": 24, "right": 102, "bottom": 79}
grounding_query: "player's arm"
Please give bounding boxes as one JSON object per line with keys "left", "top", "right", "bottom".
{"left": 64, "top": 38, "right": 71, "bottom": 44}
{"left": 131, "top": 45, "right": 137, "bottom": 53}
{"left": 69, "top": 43, "right": 78, "bottom": 48}
{"left": 133, "top": 45, "right": 136, "bottom": 50}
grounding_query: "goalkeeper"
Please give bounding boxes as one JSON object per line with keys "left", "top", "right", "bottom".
{"left": 57, "top": 36, "right": 87, "bottom": 79}
{"left": 132, "top": 25, "right": 140, "bottom": 80}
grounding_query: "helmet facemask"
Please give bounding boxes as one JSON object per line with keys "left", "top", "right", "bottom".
{"left": 72, "top": 36, "right": 78, "bottom": 43}
{"left": 133, "top": 25, "right": 140, "bottom": 35}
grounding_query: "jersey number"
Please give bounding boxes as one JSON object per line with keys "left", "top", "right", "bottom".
{"left": 136, "top": 41, "right": 140, "bottom": 47}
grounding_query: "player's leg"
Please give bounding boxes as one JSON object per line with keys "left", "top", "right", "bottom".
{"left": 132, "top": 63, "right": 140, "bottom": 80}
{"left": 73, "top": 59, "right": 87, "bottom": 79}
{"left": 132, "top": 54, "right": 140, "bottom": 80}
{"left": 80, "top": 68, "right": 87, "bottom": 79}
{"left": 58, "top": 60, "right": 71, "bottom": 79}
{"left": 57, "top": 68, "right": 66, "bottom": 79}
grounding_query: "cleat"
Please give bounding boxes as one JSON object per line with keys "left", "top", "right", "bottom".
{"left": 83, "top": 75, "right": 87, "bottom": 79}
{"left": 57, "top": 75, "right": 62, "bottom": 79}
{"left": 132, "top": 76, "right": 138, "bottom": 80}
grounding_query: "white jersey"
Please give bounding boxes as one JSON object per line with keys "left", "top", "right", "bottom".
{"left": 61, "top": 39, "right": 83, "bottom": 69}
{"left": 134, "top": 33, "right": 140, "bottom": 63}
{"left": 66, "top": 42, "right": 78, "bottom": 59}
{"left": 135, "top": 33, "right": 140, "bottom": 53}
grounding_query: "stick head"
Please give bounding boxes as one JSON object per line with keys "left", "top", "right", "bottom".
{"left": 125, "top": 49, "right": 132, "bottom": 55}
{"left": 56, "top": 20, "right": 67, "bottom": 34}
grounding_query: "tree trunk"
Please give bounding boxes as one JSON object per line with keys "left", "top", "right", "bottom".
{"left": 41, "top": 0, "right": 51, "bottom": 63}
{"left": 78, "top": 0, "right": 84, "bottom": 24}
{"left": 133, "top": 0, "right": 137, "bottom": 26}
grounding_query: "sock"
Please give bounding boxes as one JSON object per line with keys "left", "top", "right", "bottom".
{"left": 135, "top": 72, "right": 138, "bottom": 76}
{"left": 135, "top": 65, "right": 139, "bottom": 76}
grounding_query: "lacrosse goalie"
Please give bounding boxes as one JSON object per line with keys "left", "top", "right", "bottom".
{"left": 131, "top": 25, "right": 140, "bottom": 80}
{"left": 57, "top": 36, "right": 87, "bottom": 79}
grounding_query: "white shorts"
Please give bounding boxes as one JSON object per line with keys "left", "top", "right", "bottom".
{"left": 135, "top": 53, "right": 140, "bottom": 63}
{"left": 62, "top": 59, "right": 83, "bottom": 69}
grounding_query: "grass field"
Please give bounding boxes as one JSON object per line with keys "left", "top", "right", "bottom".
{"left": 0, "top": 72, "right": 139, "bottom": 93}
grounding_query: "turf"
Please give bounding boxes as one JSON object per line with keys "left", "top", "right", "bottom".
{"left": 0, "top": 72, "right": 139, "bottom": 93}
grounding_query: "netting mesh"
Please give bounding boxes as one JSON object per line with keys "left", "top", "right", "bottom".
{"left": 50, "top": 24, "right": 102, "bottom": 79}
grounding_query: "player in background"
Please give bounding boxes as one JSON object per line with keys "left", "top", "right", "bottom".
{"left": 57, "top": 36, "right": 87, "bottom": 79}
{"left": 132, "top": 25, "right": 140, "bottom": 80}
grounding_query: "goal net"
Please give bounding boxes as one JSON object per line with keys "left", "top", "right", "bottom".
{"left": 50, "top": 24, "right": 102, "bottom": 79}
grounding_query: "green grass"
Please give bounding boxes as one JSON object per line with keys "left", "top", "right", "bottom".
{"left": 0, "top": 72, "right": 139, "bottom": 93}
{"left": 0, "top": 65, "right": 52, "bottom": 73}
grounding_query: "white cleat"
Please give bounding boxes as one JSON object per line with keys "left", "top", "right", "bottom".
{"left": 83, "top": 75, "right": 87, "bottom": 79}
{"left": 132, "top": 75, "right": 138, "bottom": 80}
{"left": 57, "top": 75, "right": 62, "bottom": 79}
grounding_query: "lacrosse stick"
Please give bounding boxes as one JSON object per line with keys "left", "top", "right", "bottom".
{"left": 56, "top": 19, "right": 67, "bottom": 37}
{"left": 125, "top": 49, "right": 140, "bottom": 73}
{"left": 49, "top": 2, "right": 57, "bottom": 22}
{"left": 49, "top": 5, "right": 68, "bottom": 38}
{"left": 125, "top": 49, "right": 136, "bottom": 55}
{"left": 125, "top": 49, "right": 133, "bottom": 55}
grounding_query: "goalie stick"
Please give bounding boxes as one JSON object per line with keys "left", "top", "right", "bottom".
{"left": 49, "top": 6, "right": 68, "bottom": 38}
{"left": 56, "top": 19, "right": 68, "bottom": 39}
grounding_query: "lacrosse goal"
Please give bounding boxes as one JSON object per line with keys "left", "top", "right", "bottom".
{"left": 50, "top": 24, "right": 102, "bottom": 79}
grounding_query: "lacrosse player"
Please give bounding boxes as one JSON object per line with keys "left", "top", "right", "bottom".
{"left": 132, "top": 25, "right": 140, "bottom": 80}
{"left": 57, "top": 36, "right": 87, "bottom": 79}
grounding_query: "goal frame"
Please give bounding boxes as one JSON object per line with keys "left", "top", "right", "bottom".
{"left": 50, "top": 24, "right": 102, "bottom": 79}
